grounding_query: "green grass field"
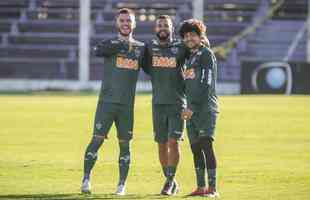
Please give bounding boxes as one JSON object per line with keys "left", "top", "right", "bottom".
{"left": 0, "top": 94, "right": 309, "bottom": 200}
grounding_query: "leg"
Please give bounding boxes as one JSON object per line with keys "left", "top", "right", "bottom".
{"left": 114, "top": 104, "right": 134, "bottom": 195}
{"left": 81, "top": 102, "right": 115, "bottom": 194}
{"left": 187, "top": 116, "right": 208, "bottom": 196}
{"left": 158, "top": 142, "right": 169, "bottom": 178}
{"left": 190, "top": 141, "right": 206, "bottom": 189}
{"left": 166, "top": 105, "right": 184, "bottom": 183}
{"left": 83, "top": 135, "right": 105, "bottom": 180}
{"left": 153, "top": 104, "right": 169, "bottom": 178}
{"left": 83, "top": 102, "right": 115, "bottom": 181}
{"left": 118, "top": 139, "right": 131, "bottom": 186}
{"left": 198, "top": 112, "right": 218, "bottom": 191}
{"left": 200, "top": 137, "right": 217, "bottom": 189}
{"left": 166, "top": 138, "right": 180, "bottom": 181}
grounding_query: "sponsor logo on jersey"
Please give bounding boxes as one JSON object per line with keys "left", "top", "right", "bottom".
{"left": 183, "top": 68, "right": 196, "bottom": 80}
{"left": 152, "top": 56, "right": 176, "bottom": 68}
{"left": 116, "top": 56, "right": 139, "bottom": 70}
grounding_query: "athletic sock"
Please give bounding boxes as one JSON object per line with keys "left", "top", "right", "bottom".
{"left": 195, "top": 167, "right": 206, "bottom": 188}
{"left": 162, "top": 166, "right": 169, "bottom": 178}
{"left": 83, "top": 136, "right": 104, "bottom": 180}
{"left": 200, "top": 137, "right": 217, "bottom": 189}
{"left": 207, "top": 169, "right": 217, "bottom": 189}
{"left": 167, "top": 166, "right": 177, "bottom": 182}
{"left": 118, "top": 140, "right": 131, "bottom": 185}
{"left": 190, "top": 142, "right": 206, "bottom": 188}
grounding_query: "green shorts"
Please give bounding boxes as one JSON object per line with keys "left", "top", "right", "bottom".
{"left": 186, "top": 109, "right": 218, "bottom": 144}
{"left": 152, "top": 104, "right": 184, "bottom": 143}
{"left": 93, "top": 102, "right": 134, "bottom": 140}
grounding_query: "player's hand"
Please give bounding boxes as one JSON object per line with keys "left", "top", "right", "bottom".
{"left": 181, "top": 108, "right": 193, "bottom": 120}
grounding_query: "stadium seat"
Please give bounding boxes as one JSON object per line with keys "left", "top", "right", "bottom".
{"left": 272, "top": 0, "right": 307, "bottom": 20}
{"left": 0, "top": 20, "right": 12, "bottom": 33}
{"left": 0, "top": 46, "right": 72, "bottom": 59}
{"left": 0, "top": 58, "right": 76, "bottom": 79}
{"left": 0, "top": 0, "right": 29, "bottom": 8}
{"left": 0, "top": 8, "right": 22, "bottom": 19}
{"left": 18, "top": 20, "right": 79, "bottom": 33}
{"left": 25, "top": 9, "right": 98, "bottom": 21}
{"left": 8, "top": 33, "right": 78, "bottom": 46}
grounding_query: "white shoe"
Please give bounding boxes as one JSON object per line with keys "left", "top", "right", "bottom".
{"left": 115, "top": 184, "right": 126, "bottom": 196}
{"left": 206, "top": 191, "right": 220, "bottom": 198}
{"left": 81, "top": 179, "right": 91, "bottom": 194}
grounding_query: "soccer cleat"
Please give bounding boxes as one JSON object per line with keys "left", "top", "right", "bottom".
{"left": 115, "top": 184, "right": 126, "bottom": 196}
{"left": 171, "top": 180, "right": 180, "bottom": 195}
{"left": 205, "top": 187, "right": 220, "bottom": 198}
{"left": 81, "top": 178, "right": 91, "bottom": 194}
{"left": 160, "top": 179, "right": 174, "bottom": 195}
{"left": 188, "top": 188, "right": 206, "bottom": 196}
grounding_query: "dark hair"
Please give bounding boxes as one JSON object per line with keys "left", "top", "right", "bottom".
{"left": 156, "top": 15, "right": 173, "bottom": 28}
{"left": 117, "top": 8, "right": 135, "bottom": 17}
{"left": 179, "top": 19, "right": 207, "bottom": 39}
{"left": 157, "top": 15, "right": 172, "bottom": 21}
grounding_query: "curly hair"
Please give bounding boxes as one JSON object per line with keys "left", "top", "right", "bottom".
{"left": 179, "top": 19, "right": 206, "bottom": 38}
{"left": 179, "top": 19, "right": 210, "bottom": 47}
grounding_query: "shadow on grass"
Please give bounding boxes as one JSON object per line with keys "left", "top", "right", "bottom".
{"left": 0, "top": 193, "right": 173, "bottom": 200}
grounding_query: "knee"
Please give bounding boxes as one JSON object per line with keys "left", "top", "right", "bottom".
{"left": 158, "top": 142, "right": 168, "bottom": 153}
{"left": 85, "top": 135, "right": 105, "bottom": 160}
{"left": 168, "top": 139, "right": 179, "bottom": 153}
{"left": 190, "top": 142, "right": 202, "bottom": 154}
{"left": 168, "top": 138, "right": 178, "bottom": 147}
{"left": 200, "top": 136, "right": 213, "bottom": 150}
{"left": 119, "top": 140, "right": 131, "bottom": 164}
{"left": 168, "top": 138, "right": 178, "bottom": 145}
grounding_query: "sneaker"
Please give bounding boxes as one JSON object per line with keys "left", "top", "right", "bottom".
{"left": 160, "top": 179, "right": 174, "bottom": 195}
{"left": 115, "top": 184, "right": 126, "bottom": 196}
{"left": 171, "top": 180, "right": 180, "bottom": 195}
{"left": 188, "top": 187, "right": 206, "bottom": 196}
{"left": 81, "top": 178, "right": 91, "bottom": 194}
{"left": 205, "top": 187, "right": 220, "bottom": 198}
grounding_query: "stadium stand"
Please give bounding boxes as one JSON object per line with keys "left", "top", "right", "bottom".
{"left": 0, "top": 0, "right": 307, "bottom": 87}
{"left": 240, "top": 0, "right": 307, "bottom": 63}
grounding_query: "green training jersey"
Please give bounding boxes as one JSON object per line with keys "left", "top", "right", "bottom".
{"left": 94, "top": 37, "right": 146, "bottom": 105}
{"left": 144, "top": 39, "right": 187, "bottom": 105}
{"left": 182, "top": 46, "right": 219, "bottom": 113}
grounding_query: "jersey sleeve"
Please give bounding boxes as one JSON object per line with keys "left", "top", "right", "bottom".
{"left": 93, "top": 39, "right": 128, "bottom": 57}
{"left": 200, "top": 48, "right": 215, "bottom": 87}
{"left": 141, "top": 43, "right": 151, "bottom": 75}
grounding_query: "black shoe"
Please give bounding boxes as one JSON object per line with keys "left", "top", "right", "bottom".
{"left": 160, "top": 179, "right": 174, "bottom": 195}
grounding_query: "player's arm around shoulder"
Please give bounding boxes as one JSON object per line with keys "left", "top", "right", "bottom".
{"left": 141, "top": 41, "right": 152, "bottom": 75}
{"left": 93, "top": 38, "right": 128, "bottom": 57}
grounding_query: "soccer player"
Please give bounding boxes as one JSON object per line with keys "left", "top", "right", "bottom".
{"left": 81, "top": 8, "right": 146, "bottom": 195}
{"left": 144, "top": 15, "right": 188, "bottom": 195}
{"left": 179, "top": 19, "right": 220, "bottom": 197}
